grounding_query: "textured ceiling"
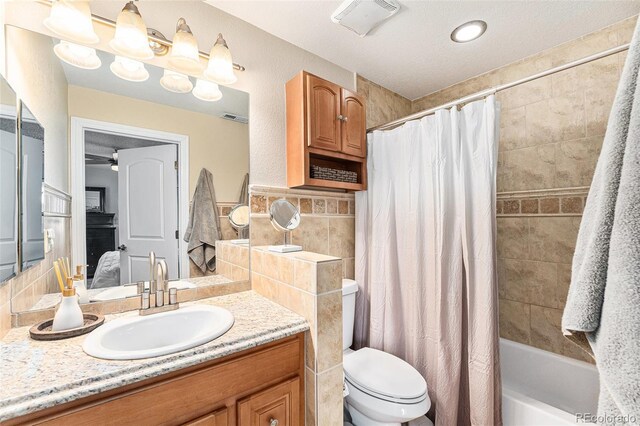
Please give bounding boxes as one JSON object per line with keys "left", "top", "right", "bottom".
{"left": 209, "top": 1, "right": 640, "bottom": 99}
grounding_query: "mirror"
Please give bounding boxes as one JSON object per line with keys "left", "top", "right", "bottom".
{"left": 5, "top": 25, "right": 250, "bottom": 313}
{"left": 0, "top": 75, "right": 18, "bottom": 283}
{"left": 229, "top": 205, "right": 249, "bottom": 230}
{"left": 270, "top": 200, "right": 301, "bottom": 232}
{"left": 19, "top": 102, "right": 45, "bottom": 271}
{"left": 268, "top": 199, "right": 302, "bottom": 253}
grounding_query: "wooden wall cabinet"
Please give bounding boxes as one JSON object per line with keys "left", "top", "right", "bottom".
{"left": 8, "top": 334, "right": 304, "bottom": 426}
{"left": 287, "top": 71, "right": 367, "bottom": 191}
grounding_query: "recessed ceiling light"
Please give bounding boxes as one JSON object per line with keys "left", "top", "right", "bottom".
{"left": 451, "top": 20, "right": 487, "bottom": 43}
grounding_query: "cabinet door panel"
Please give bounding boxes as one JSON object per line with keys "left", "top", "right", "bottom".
{"left": 307, "top": 75, "right": 341, "bottom": 152}
{"left": 237, "top": 377, "right": 300, "bottom": 426}
{"left": 341, "top": 89, "right": 366, "bottom": 158}
{"left": 183, "top": 407, "right": 229, "bottom": 426}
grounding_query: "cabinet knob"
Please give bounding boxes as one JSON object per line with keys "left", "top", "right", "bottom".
{"left": 337, "top": 114, "right": 344, "bottom": 121}
{"left": 342, "top": 116, "right": 348, "bottom": 122}
{"left": 117, "top": 244, "right": 127, "bottom": 251}
{"left": 269, "top": 418, "right": 279, "bottom": 426}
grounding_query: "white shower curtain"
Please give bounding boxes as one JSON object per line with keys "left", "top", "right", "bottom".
{"left": 355, "top": 96, "right": 501, "bottom": 426}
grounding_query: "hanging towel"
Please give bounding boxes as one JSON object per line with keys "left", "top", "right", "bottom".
{"left": 184, "top": 168, "right": 221, "bottom": 272}
{"left": 562, "top": 17, "right": 640, "bottom": 423}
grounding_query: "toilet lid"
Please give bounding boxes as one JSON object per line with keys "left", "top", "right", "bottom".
{"left": 343, "top": 348, "right": 427, "bottom": 400}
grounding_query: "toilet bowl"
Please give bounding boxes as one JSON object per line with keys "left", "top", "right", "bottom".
{"left": 342, "top": 279, "right": 431, "bottom": 426}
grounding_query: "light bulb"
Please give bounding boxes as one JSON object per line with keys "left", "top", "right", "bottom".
{"left": 192, "top": 79, "right": 222, "bottom": 102}
{"left": 168, "top": 18, "right": 204, "bottom": 74}
{"left": 109, "top": 1, "right": 154, "bottom": 60}
{"left": 110, "top": 56, "right": 149, "bottom": 82}
{"left": 160, "top": 70, "right": 193, "bottom": 93}
{"left": 53, "top": 41, "right": 101, "bottom": 70}
{"left": 204, "top": 33, "right": 237, "bottom": 85}
{"left": 44, "top": 0, "right": 99, "bottom": 45}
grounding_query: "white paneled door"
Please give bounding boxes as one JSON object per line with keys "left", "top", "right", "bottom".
{"left": 0, "top": 128, "right": 17, "bottom": 281}
{"left": 117, "top": 145, "right": 179, "bottom": 284}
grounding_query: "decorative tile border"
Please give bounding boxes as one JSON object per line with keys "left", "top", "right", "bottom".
{"left": 250, "top": 185, "right": 355, "bottom": 216}
{"left": 497, "top": 187, "right": 589, "bottom": 216}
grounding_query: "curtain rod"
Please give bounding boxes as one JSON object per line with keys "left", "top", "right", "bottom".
{"left": 36, "top": 0, "right": 245, "bottom": 71}
{"left": 368, "top": 42, "right": 630, "bottom": 132}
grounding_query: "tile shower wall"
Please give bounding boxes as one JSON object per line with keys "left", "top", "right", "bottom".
{"left": 250, "top": 185, "right": 356, "bottom": 279}
{"left": 411, "top": 15, "right": 637, "bottom": 362}
{"left": 1, "top": 185, "right": 72, "bottom": 336}
{"left": 356, "top": 75, "right": 413, "bottom": 129}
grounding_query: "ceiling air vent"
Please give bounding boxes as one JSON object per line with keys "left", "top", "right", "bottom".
{"left": 331, "top": 0, "right": 400, "bottom": 37}
{"left": 220, "top": 112, "right": 248, "bottom": 124}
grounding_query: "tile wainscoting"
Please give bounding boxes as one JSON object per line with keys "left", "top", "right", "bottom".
{"left": 250, "top": 185, "right": 356, "bottom": 280}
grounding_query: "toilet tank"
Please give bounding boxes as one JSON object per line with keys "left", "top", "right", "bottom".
{"left": 342, "top": 279, "right": 358, "bottom": 351}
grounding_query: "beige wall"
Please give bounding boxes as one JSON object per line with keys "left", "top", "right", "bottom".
{"left": 410, "top": 16, "right": 637, "bottom": 362}
{"left": 356, "top": 75, "right": 412, "bottom": 129}
{"left": 68, "top": 85, "right": 249, "bottom": 202}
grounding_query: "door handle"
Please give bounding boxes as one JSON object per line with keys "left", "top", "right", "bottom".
{"left": 117, "top": 244, "right": 127, "bottom": 251}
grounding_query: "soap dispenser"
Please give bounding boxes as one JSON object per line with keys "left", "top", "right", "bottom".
{"left": 52, "top": 277, "right": 84, "bottom": 331}
{"left": 72, "top": 265, "right": 89, "bottom": 304}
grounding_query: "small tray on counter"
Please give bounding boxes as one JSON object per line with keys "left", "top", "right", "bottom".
{"left": 29, "top": 313, "right": 105, "bottom": 341}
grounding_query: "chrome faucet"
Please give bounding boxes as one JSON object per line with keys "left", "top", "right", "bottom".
{"left": 140, "top": 256, "right": 178, "bottom": 316}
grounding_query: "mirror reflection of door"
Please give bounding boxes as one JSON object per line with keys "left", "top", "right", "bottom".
{"left": 20, "top": 105, "right": 45, "bottom": 270}
{"left": 117, "top": 145, "right": 179, "bottom": 284}
{"left": 0, "top": 76, "right": 18, "bottom": 282}
{"left": 85, "top": 131, "right": 180, "bottom": 288}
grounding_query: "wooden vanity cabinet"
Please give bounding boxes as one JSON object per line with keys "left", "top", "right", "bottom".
{"left": 8, "top": 334, "right": 304, "bottom": 426}
{"left": 286, "top": 71, "right": 367, "bottom": 191}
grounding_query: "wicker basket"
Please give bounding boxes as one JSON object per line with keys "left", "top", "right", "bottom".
{"left": 310, "top": 165, "right": 358, "bottom": 183}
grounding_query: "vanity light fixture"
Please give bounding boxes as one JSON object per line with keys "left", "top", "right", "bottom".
{"left": 44, "top": 0, "right": 99, "bottom": 45}
{"left": 204, "top": 33, "right": 237, "bottom": 85}
{"left": 110, "top": 56, "right": 149, "bottom": 82}
{"left": 160, "top": 69, "right": 193, "bottom": 93}
{"left": 168, "top": 18, "right": 205, "bottom": 74}
{"left": 109, "top": 1, "right": 154, "bottom": 60}
{"left": 192, "top": 79, "right": 222, "bottom": 102}
{"left": 53, "top": 41, "right": 101, "bottom": 70}
{"left": 450, "top": 20, "right": 487, "bottom": 43}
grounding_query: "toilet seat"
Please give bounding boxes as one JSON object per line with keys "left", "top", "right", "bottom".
{"left": 344, "top": 348, "right": 428, "bottom": 403}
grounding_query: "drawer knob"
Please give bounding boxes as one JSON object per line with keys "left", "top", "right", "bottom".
{"left": 269, "top": 418, "right": 279, "bottom": 426}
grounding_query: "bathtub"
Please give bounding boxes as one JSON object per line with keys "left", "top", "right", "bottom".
{"left": 500, "top": 338, "right": 599, "bottom": 425}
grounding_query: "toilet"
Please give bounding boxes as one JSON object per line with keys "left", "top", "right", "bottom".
{"left": 342, "top": 279, "right": 432, "bottom": 426}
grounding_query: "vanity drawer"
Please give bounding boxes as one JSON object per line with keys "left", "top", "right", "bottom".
{"left": 13, "top": 334, "right": 304, "bottom": 426}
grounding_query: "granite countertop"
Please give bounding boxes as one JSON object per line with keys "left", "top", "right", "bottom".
{"left": 0, "top": 291, "right": 308, "bottom": 422}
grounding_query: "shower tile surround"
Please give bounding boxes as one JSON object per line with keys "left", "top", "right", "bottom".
{"left": 407, "top": 15, "right": 638, "bottom": 363}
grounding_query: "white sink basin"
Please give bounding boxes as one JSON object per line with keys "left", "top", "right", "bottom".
{"left": 90, "top": 280, "right": 196, "bottom": 302}
{"left": 82, "top": 305, "right": 234, "bottom": 360}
